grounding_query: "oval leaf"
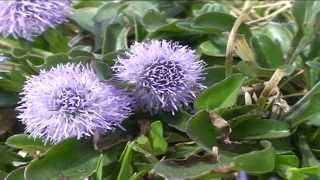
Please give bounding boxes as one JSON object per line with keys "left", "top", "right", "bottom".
{"left": 231, "top": 118, "right": 290, "bottom": 139}
{"left": 232, "top": 141, "right": 275, "bottom": 173}
{"left": 186, "top": 111, "right": 218, "bottom": 151}
{"left": 25, "top": 139, "right": 100, "bottom": 180}
{"left": 195, "top": 74, "right": 245, "bottom": 110}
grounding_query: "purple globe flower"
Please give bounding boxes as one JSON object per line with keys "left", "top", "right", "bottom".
{"left": 0, "top": 0, "right": 72, "bottom": 41}
{"left": 17, "top": 63, "right": 132, "bottom": 143}
{"left": 113, "top": 40, "right": 205, "bottom": 114}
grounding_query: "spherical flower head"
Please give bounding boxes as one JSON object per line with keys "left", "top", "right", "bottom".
{"left": 0, "top": 0, "right": 72, "bottom": 41}
{"left": 113, "top": 40, "right": 205, "bottom": 114}
{"left": 17, "top": 63, "right": 132, "bottom": 144}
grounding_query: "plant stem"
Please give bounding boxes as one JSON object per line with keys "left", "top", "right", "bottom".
{"left": 0, "top": 38, "right": 52, "bottom": 58}
{"left": 225, "top": 0, "right": 252, "bottom": 77}
{"left": 286, "top": 80, "right": 320, "bottom": 118}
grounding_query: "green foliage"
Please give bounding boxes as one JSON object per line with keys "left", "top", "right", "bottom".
{"left": 1, "top": 0, "right": 320, "bottom": 180}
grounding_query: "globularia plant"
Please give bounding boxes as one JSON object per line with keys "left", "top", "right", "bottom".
{"left": 0, "top": 0, "right": 320, "bottom": 180}
{"left": 114, "top": 40, "right": 205, "bottom": 114}
{"left": 0, "top": 0, "right": 72, "bottom": 40}
{"left": 17, "top": 63, "right": 132, "bottom": 143}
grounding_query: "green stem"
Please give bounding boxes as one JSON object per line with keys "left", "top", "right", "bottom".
{"left": 0, "top": 38, "right": 52, "bottom": 58}
{"left": 285, "top": 80, "right": 320, "bottom": 119}
{"left": 225, "top": 0, "right": 252, "bottom": 77}
{"left": 286, "top": 29, "right": 303, "bottom": 64}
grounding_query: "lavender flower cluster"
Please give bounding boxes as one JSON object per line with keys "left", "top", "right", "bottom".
{"left": 0, "top": 0, "right": 72, "bottom": 40}
{"left": 113, "top": 40, "right": 205, "bottom": 114}
{"left": 7, "top": 1, "right": 205, "bottom": 143}
{"left": 17, "top": 64, "right": 132, "bottom": 143}
{"left": 17, "top": 40, "right": 205, "bottom": 143}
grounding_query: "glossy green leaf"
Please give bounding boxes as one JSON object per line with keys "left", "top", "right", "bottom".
{"left": 124, "top": 1, "right": 158, "bottom": 18}
{"left": 102, "top": 23, "right": 128, "bottom": 54}
{"left": 6, "top": 134, "right": 49, "bottom": 152}
{"left": 298, "top": 136, "right": 320, "bottom": 179}
{"left": 142, "top": 10, "right": 168, "bottom": 32}
{"left": 186, "top": 111, "right": 218, "bottom": 151}
{"left": 117, "top": 142, "right": 134, "bottom": 180}
{"left": 195, "top": 74, "right": 245, "bottom": 110}
{"left": 292, "top": 0, "right": 320, "bottom": 29}
{"left": 0, "top": 145, "right": 23, "bottom": 164}
{"left": 149, "top": 121, "right": 168, "bottom": 155}
{"left": 192, "top": 2, "right": 229, "bottom": 16}
{"left": 231, "top": 118, "right": 290, "bottom": 139}
{"left": 204, "top": 65, "right": 225, "bottom": 86}
{"left": 287, "top": 94, "right": 320, "bottom": 128}
{"left": 25, "top": 139, "right": 100, "bottom": 180}
{"left": 199, "top": 41, "right": 225, "bottom": 57}
{"left": 43, "top": 53, "right": 68, "bottom": 69}
{"left": 153, "top": 155, "right": 227, "bottom": 179}
{"left": 255, "top": 22, "right": 294, "bottom": 52}
{"left": 70, "top": 8, "right": 98, "bottom": 33}
{"left": 193, "top": 12, "right": 251, "bottom": 38}
{"left": 162, "top": 111, "right": 191, "bottom": 132}
{"left": 43, "top": 29, "right": 69, "bottom": 53}
{"left": 232, "top": 141, "right": 275, "bottom": 173}
{"left": 93, "top": 2, "right": 127, "bottom": 24}
{"left": 252, "top": 34, "right": 285, "bottom": 68}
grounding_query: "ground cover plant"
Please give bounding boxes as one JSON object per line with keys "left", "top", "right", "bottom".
{"left": 0, "top": 0, "right": 320, "bottom": 179}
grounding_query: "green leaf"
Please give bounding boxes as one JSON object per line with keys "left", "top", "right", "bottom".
{"left": 231, "top": 118, "right": 291, "bottom": 139}
{"left": 275, "top": 154, "right": 300, "bottom": 179}
{"left": 217, "top": 105, "right": 258, "bottom": 120}
{"left": 292, "top": 0, "right": 320, "bottom": 55}
{"left": 0, "top": 145, "right": 23, "bottom": 164}
{"left": 204, "top": 66, "right": 225, "bottom": 86}
{"left": 162, "top": 111, "right": 191, "bottom": 132}
{"left": 142, "top": 10, "right": 168, "bottom": 32}
{"left": 6, "top": 134, "right": 49, "bottom": 152}
{"left": 149, "top": 121, "right": 168, "bottom": 155}
{"left": 276, "top": 154, "right": 300, "bottom": 168}
{"left": 193, "top": 12, "right": 251, "bottom": 38}
{"left": 93, "top": 2, "right": 127, "bottom": 24}
{"left": 199, "top": 41, "right": 225, "bottom": 57}
{"left": 92, "top": 3, "right": 128, "bottom": 51}
{"left": 117, "top": 142, "right": 134, "bottom": 180}
{"left": 192, "top": 2, "right": 229, "bottom": 16}
{"left": 298, "top": 136, "right": 320, "bottom": 179}
{"left": 70, "top": 8, "right": 98, "bottom": 33}
{"left": 5, "top": 167, "right": 25, "bottom": 180}
{"left": 25, "top": 139, "right": 100, "bottom": 180}
{"left": 287, "top": 94, "right": 320, "bottom": 128}
{"left": 43, "top": 53, "right": 68, "bottom": 69}
{"left": 186, "top": 111, "right": 218, "bottom": 151}
{"left": 124, "top": 1, "right": 158, "bottom": 18}
{"left": 255, "top": 22, "right": 294, "bottom": 53}
{"left": 93, "top": 130, "right": 130, "bottom": 151}
{"left": 96, "top": 155, "right": 104, "bottom": 180}
{"left": 153, "top": 155, "right": 227, "bottom": 179}
{"left": 292, "top": 0, "right": 320, "bottom": 29}
{"left": 102, "top": 23, "right": 128, "bottom": 54}
{"left": 252, "top": 34, "right": 285, "bottom": 68}
{"left": 232, "top": 141, "right": 275, "bottom": 173}
{"left": 195, "top": 74, "right": 245, "bottom": 110}
{"left": 43, "top": 29, "right": 69, "bottom": 53}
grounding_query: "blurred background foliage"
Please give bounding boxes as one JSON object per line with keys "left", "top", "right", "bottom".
{"left": 1, "top": 0, "right": 320, "bottom": 179}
